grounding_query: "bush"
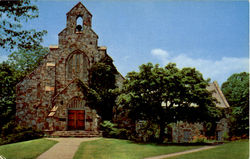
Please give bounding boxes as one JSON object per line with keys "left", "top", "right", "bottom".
{"left": 192, "top": 135, "right": 208, "bottom": 143}
{"left": 223, "top": 131, "right": 230, "bottom": 140}
{"left": 0, "top": 121, "right": 44, "bottom": 145}
{"left": 100, "top": 120, "right": 129, "bottom": 139}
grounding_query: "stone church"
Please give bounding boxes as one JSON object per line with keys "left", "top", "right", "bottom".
{"left": 16, "top": 2, "right": 123, "bottom": 136}
{"left": 16, "top": 2, "right": 230, "bottom": 140}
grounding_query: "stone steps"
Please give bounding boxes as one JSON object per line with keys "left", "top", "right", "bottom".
{"left": 50, "top": 131, "right": 102, "bottom": 138}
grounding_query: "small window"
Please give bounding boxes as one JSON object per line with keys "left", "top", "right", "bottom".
{"left": 76, "top": 16, "right": 83, "bottom": 32}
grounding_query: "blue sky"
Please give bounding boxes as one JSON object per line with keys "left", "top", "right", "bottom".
{"left": 1, "top": 1, "right": 249, "bottom": 85}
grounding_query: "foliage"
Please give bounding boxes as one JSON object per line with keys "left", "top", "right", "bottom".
{"left": 192, "top": 135, "right": 208, "bottom": 143}
{"left": 0, "top": 139, "right": 58, "bottom": 159}
{"left": 0, "top": 121, "right": 44, "bottom": 145}
{"left": 100, "top": 121, "right": 129, "bottom": 139}
{"left": 223, "top": 131, "right": 230, "bottom": 140}
{"left": 73, "top": 138, "right": 202, "bottom": 159}
{"left": 8, "top": 45, "right": 49, "bottom": 74}
{"left": 77, "top": 79, "right": 101, "bottom": 108}
{"left": 221, "top": 72, "right": 249, "bottom": 136}
{"left": 0, "top": 62, "right": 22, "bottom": 131}
{"left": 89, "top": 56, "right": 118, "bottom": 120}
{"left": 204, "top": 121, "right": 218, "bottom": 137}
{"left": 0, "top": 0, "right": 47, "bottom": 51}
{"left": 117, "top": 62, "right": 221, "bottom": 142}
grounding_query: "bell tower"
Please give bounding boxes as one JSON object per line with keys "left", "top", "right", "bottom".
{"left": 66, "top": 2, "right": 92, "bottom": 34}
{"left": 58, "top": 2, "right": 98, "bottom": 49}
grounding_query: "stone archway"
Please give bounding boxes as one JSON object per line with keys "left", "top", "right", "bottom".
{"left": 67, "top": 97, "right": 86, "bottom": 130}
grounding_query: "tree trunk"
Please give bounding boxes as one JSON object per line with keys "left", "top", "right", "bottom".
{"left": 158, "top": 119, "right": 165, "bottom": 143}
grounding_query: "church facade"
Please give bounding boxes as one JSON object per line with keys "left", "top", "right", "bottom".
{"left": 16, "top": 2, "right": 123, "bottom": 134}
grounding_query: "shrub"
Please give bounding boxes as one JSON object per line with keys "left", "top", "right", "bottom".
{"left": 223, "top": 131, "right": 229, "bottom": 140}
{"left": 0, "top": 121, "right": 44, "bottom": 145}
{"left": 192, "top": 135, "right": 208, "bottom": 143}
{"left": 100, "top": 120, "right": 129, "bottom": 139}
{"left": 230, "top": 136, "right": 241, "bottom": 141}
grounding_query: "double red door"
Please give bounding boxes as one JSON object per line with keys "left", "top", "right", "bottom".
{"left": 68, "top": 110, "right": 85, "bottom": 130}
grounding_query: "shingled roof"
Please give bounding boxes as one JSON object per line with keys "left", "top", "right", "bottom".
{"left": 207, "top": 81, "right": 230, "bottom": 108}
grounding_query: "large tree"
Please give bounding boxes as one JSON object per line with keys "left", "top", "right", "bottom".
{"left": 117, "top": 63, "right": 221, "bottom": 142}
{"left": 0, "top": 0, "right": 47, "bottom": 51}
{"left": 8, "top": 45, "right": 49, "bottom": 74}
{"left": 89, "top": 56, "right": 118, "bottom": 120}
{"left": 77, "top": 55, "right": 119, "bottom": 121}
{"left": 221, "top": 72, "right": 249, "bottom": 136}
{"left": 0, "top": 62, "right": 21, "bottom": 132}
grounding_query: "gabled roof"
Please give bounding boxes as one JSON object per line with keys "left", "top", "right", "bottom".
{"left": 66, "top": 2, "right": 92, "bottom": 16}
{"left": 207, "top": 81, "right": 230, "bottom": 108}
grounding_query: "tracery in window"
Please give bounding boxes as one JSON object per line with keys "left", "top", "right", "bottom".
{"left": 67, "top": 97, "right": 86, "bottom": 109}
{"left": 66, "top": 52, "right": 89, "bottom": 81}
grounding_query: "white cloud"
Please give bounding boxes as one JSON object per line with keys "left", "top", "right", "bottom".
{"left": 151, "top": 49, "right": 169, "bottom": 59}
{"left": 151, "top": 48, "right": 249, "bottom": 85}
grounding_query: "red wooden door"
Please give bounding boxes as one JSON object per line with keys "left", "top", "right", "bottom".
{"left": 68, "top": 110, "right": 85, "bottom": 130}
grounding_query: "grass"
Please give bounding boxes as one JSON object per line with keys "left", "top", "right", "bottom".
{"left": 0, "top": 138, "right": 58, "bottom": 159}
{"left": 168, "top": 140, "right": 249, "bottom": 159}
{"left": 73, "top": 138, "right": 202, "bottom": 159}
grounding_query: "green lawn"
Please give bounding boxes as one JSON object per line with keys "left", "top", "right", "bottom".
{"left": 168, "top": 140, "right": 249, "bottom": 159}
{"left": 73, "top": 138, "right": 202, "bottom": 159}
{"left": 0, "top": 138, "right": 58, "bottom": 159}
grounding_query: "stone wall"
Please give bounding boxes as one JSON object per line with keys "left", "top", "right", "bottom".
{"left": 216, "top": 118, "right": 229, "bottom": 141}
{"left": 171, "top": 121, "right": 203, "bottom": 143}
{"left": 171, "top": 119, "right": 229, "bottom": 143}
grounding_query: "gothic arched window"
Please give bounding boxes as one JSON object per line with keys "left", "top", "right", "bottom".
{"left": 76, "top": 16, "right": 83, "bottom": 32}
{"left": 66, "top": 52, "right": 89, "bottom": 81}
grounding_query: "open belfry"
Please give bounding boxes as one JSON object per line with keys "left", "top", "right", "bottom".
{"left": 16, "top": 2, "right": 123, "bottom": 136}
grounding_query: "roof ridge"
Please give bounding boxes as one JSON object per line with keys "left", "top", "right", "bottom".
{"left": 213, "top": 81, "right": 230, "bottom": 108}
{"left": 66, "top": 2, "right": 92, "bottom": 16}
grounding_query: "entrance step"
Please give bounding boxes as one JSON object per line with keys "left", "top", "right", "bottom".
{"left": 50, "top": 131, "right": 102, "bottom": 138}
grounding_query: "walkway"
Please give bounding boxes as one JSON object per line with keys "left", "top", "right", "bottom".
{"left": 36, "top": 138, "right": 100, "bottom": 159}
{"left": 144, "top": 145, "right": 217, "bottom": 159}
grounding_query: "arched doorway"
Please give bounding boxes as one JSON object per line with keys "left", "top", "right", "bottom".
{"left": 67, "top": 97, "right": 86, "bottom": 130}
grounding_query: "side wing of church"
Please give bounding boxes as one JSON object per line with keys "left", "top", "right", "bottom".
{"left": 16, "top": 2, "right": 123, "bottom": 134}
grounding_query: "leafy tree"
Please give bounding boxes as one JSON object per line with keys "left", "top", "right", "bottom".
{"left": 89, "top": 56, "right": 118, "bottom": 120}
{"left": 117, "top": 62, "right": 221, "bottom": 142}
{"left": 8, "top": 45, "right": 49, "bottom": 74}
{"left": 0, "top": 0, "right": 47, "bottom": 51}
{"left": 221, "top": 72, "right": 249, "bottom": 136}
{"left": 0, "top": 62, "right": 21, "bottom": 132}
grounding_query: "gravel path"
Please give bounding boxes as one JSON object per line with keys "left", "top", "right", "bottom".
{"left": 36, "top": 138, "right": 100, "bottom": 159}
{"left": 144, "top": 145, "right": 218, "bottom": 159}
